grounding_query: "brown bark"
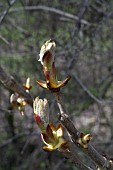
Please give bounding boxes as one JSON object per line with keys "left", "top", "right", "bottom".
{"left": 0, "top": 65, "right": 33, "bottom": 106}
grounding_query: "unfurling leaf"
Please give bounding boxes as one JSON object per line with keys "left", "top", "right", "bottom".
{"left": 37, "top": 40, "right": 71, "bottom": 92}
{"left": 41, "top": 123, "right": 67, "bottom": 151}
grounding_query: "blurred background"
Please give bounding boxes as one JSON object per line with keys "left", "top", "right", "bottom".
{"left": 0, "top": 0, "right": 113, "bottom": 169}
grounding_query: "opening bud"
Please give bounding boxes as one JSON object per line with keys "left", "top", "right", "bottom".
{"left": 33, "top": 97, "right": 49, "bottom": 132}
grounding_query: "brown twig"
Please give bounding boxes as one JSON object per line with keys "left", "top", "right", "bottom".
{"left": 61, "top": 132, "right": 93, "bottom": 169}
{"left": 53, "top": 92, "right": 113, "bottom": 170}
{"left": 0, "top": 65, "right": 33, "bottom": 106}
{"left": 60, "top": 147, "right": 92, "bottom": 170}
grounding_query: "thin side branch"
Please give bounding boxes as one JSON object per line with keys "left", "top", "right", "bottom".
{"left": 9, "top": 5, "right": 91, "bottom": 25}
{"left": 0, "top": 65, "right": 33, "bottom": 106}
{"left": 0, "top": 35, "right": 10, "bottom": 45}
{"left": 72, "top": 74, "right": 113, "bottom": 105}
{"left": 72, "top": 74, "right": 103, "bottom": 104}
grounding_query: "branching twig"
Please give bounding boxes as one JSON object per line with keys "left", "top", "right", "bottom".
{"left": 61, "top": 134, "right": 93, "bottom": 169}
{"left": 53, "top": 92, "right": 113, "bottom": 170}
{"left": 0, "top": 65, "right": 33, "bottom": 106}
